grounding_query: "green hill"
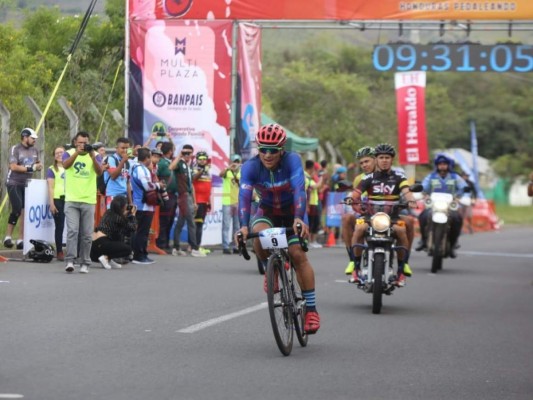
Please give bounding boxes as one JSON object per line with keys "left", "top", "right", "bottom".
{"left": 2, "top": 0, "right": 106, "bottom": 22}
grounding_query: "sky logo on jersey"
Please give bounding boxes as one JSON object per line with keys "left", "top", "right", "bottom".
{"left": 372, "top": 183, "right": 396, "bottom": 195}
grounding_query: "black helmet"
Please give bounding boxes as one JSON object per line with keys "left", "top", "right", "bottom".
{"left": 374, "top": 143, "right": 396, "bottom": 157}
{"left": 27, "top": 239, "right": 55, "bottom": 263}
{"left": 355, "top": 146, "right": 375, "bottom": 159}
{"left": 196, "top": 151, "right": 208, "bottom": 159}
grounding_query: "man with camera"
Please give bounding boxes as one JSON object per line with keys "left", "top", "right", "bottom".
{"left": 156, "top": 142, "right": 177, "bottom": 250}
{"left": 62, "top": 131, "right": 104, "bottom": 273}
{"left": 4, "top": 128, "right": 42, "bottom": 249}
{"left": 102, "top": 137, "right": 133, "bottom": 207}
{"left": 220, "top": 154, "right": 241, "bottom": 254}
{"left": 170, "top": 144, "right": 205, "bottom": 257}
{"left": 130, "top": 147, "right": 163, "bottom": 264}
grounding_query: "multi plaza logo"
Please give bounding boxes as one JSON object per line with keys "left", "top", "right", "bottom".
{"left": 159, "top": 36, "right": 198, "bottom": 78}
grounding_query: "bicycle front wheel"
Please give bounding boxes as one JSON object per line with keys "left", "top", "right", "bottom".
{"left": 267, "top": 255, "right": 293, "bottom": 356}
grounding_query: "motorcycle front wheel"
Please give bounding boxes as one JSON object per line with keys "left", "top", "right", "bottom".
{"left": 372, "top": 253, "right": 384, "bottom": 314}
{"left": 431, "top": 224, "right": 445, "bottom": 273}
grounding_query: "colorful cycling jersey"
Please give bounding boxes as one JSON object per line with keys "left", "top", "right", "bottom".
{"left": 355, "top": 169, "right": 409, "bottom": 205}
{"left": 239, "top": 152, "right": 307, "bottom": 227}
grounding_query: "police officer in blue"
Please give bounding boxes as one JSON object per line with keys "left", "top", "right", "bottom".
{"left": 416, "top": 153, "right": 467, "bottom": 258}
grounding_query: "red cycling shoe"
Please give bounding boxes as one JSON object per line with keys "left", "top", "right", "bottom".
{"left": 304, "top": 310, "right": 320, "bottom": 334}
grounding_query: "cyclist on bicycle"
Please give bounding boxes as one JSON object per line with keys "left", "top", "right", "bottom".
{"left": 236, "top": 123, "right": 320, "bottom": 334}
{"left": 349, "top": 143, "right": 417, "bottom": 287}
{"left": 342, "top": 146, "right": 376, "bottom": 275}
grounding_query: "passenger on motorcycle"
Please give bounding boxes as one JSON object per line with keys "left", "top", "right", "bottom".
{"left": 341, "top": 146, "right": 376, "bottom": 275}
{"left": 415, "top": 153, "right": 467, "bottom": 258}
{"left": 349, "top": 143, "right": 417, "bottom": 287}
{"left": 235, "top": 123, "right": 320, "bottom": 334}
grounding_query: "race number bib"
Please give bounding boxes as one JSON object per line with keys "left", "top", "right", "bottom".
{"left": 259, "top": 228, "right": 288, "bottom": 249}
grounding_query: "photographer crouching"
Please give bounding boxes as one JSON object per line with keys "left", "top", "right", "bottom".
{"left": 91, "top": 195, "right": 137, "bottom": 269}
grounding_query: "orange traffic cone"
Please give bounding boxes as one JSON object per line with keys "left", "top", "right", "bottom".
{"left": 0, "top": 255, "right": 8, "bottom": 262}
{"left": 325, "top": 229, "right": 336, "bottom": 247}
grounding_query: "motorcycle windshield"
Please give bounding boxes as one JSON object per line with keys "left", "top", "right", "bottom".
{"left": 430, "top": 192, "right": 453, "bottom": 203}
{"left": 363, "top": 200, "right": 401, "bottom": 216}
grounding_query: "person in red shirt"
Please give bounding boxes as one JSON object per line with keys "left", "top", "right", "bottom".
{"left": 192, "top": 151, "right": 212, "bottom": 255}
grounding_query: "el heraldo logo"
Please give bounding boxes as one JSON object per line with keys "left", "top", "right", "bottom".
{"left": 165, "top": 0, "right": 194, "bottom": 17}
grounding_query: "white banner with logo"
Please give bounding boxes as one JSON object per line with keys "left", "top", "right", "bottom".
{"left": 23, "top": 179, "right": 55, "bottom": 255}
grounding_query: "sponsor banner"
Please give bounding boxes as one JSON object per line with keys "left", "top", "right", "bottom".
{"left": 129, "top": 0, "right": 533, "bottom": 20}
{"left": 129, "top": 19, "right": 233, "bottom": 174}
{"left": 236, "top": 23, "right": 262, "bottom": 160}
{"left": 395, "top": 71, "right": 429, "bottom": 165}
{"left": 325, "top": 192, "right": 347, "bottom": 227}
{"left": 23, "top": 180, "right": 56, "bottom": 255}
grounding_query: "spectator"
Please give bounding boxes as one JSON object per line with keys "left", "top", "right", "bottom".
{"left": 220, "top": 154, "right": 241, "bottom": 255}
{"left": 305, "top": 160, "right": 322, "bottom": 248}
{"left": 91, "top": 195, "right": 137, "bottom": 269}
{"left": 103, "top": 137, "right": 132, "bottom": 207}
{"left": 143, "top": 130, "right": 173, "bottom": 149}
{"left": 170, "top": 144, "right": 205, "bottom": 257}
{"left": 156, "top": 142, "right": 177, "bottom": 250}
{"left": 4, "top": 128, "right": 43, "bottom": 249}
{"left": 94, "top": 142, "right": 107, "bottom": 159}
{"left": 459, "top": 171, "right": 478, "bottom": 234}
{"left": 46, "top": 146, "right": 66, "bottom": 261}
{"left": 130, "top": 147, "right": 160, "bottom": 264}
{"left": 192, "top": 150, "right": 212, "bottom": 255}
{"left": 63, "top": 131, "right": 104, "bottom": 274}
{"left": 527, "top": 172, "right": 533, "bottom": 197}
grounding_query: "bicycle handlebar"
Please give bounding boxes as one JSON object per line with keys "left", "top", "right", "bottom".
{"left": 236, "top": 223, "right": 308, "bottom": 261}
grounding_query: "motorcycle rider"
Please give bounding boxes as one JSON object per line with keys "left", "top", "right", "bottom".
{"left": 343, "top": 146, "right": 415, "bottom": 278}
{"left": 349, "top": 143, "right": 417, "bottom": 287}
{"left": 415, "top": 153, "right": 467, "bottom": 258}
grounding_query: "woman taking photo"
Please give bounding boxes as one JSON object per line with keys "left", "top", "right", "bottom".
{"left": 91, "top": 195, "right": 137, "bottom": 269}
{"left": 46, "top": 146, "right": 66, "bottom": 261}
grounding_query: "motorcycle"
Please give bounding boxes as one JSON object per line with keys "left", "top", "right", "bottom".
{"left": 343, "top": 184, "right": 421, "bottom": 314}
{"left": 423, "top": 191, "right": 465, "bottom": 273}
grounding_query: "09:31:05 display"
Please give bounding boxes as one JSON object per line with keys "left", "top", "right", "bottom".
{"left": 372, "top": 43, "right": 533, "bottom": 73}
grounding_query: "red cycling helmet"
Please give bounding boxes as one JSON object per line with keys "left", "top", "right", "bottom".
{"left": 256, "top": 124, "right": 287, "bottom": 147}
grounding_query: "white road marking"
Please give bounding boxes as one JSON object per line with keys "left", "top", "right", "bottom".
{"left": 335, "top": 280, "right": 349, "bottom": 283}
{"left": 177, "top": 302, "right": 268, "bottom": 333}
{"left": 459, "top": 251, "right": 533, "bottom": 258}
{"left": 0, "top": 395, "right": 24, "bottom": 399}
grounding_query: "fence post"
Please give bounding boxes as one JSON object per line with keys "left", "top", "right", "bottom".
{"left": 57, "top": 96, "right": 79, "bottom": 141}
{"left": 0, "top": 101, "right": 11, "bottom": 197}
{"left": 90, "top": 103, "right": 108, "bottom": 145}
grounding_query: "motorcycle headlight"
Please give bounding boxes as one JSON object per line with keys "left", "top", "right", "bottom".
{"left": 433, "top": 200, "right": 448, "bottom": 212}
{"left": 449, "top": 201, "right": 459, "bottom": 211}
{"left": 371, "top": 212, "right": 391, "bottom": 232}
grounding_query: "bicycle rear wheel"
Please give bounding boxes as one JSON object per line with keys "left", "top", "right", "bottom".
{"left": 291, "top": 267, "right": 308, "bottom": 347}
{"left": 267, "top": 255, "right": 293, "bottom": 356}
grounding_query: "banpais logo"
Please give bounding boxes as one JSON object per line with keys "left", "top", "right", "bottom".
{"left": 165, "top": 0, "right": 194, "bottom": 17}
{"left": 152, "top": 91, "right": 204, "bottom": 108}
{"left": 153, "top": 91, "right": 167, "bottom": 107}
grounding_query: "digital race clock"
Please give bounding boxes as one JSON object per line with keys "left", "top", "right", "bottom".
{"left": 372, "top": 43, "right": 533, "bottom": 73}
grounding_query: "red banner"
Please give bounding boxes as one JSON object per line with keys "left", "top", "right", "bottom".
{"left": 395, "top": 71, "right": 429, "bottom": 165}
{"left": 236, "top": 23, "right": 262, "bottom": 159}
{"left": 129, "top": 0, "right": 533, "bottom": 20}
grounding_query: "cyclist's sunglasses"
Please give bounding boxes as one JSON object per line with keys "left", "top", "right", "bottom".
{"left": 197, "top": 156, "right": 208, "bottom": 160}
{"left": 258, "top": 146, "right": 283, "bottom": 155}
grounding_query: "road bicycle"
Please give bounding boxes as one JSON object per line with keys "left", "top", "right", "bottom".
{"left": 237, "top": 224, "right": 309, "bottom": 356}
